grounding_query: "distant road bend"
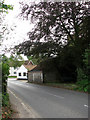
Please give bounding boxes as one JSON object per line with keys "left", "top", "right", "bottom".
{"left": 8, "top": 78, "right": 88, "bottom": 118}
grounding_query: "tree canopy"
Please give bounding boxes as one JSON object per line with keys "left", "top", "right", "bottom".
{"left": 0, "top": 2, "right": 13, "bottom": 12}
{"left": 8, "top": 55, "right": 24, "bottom": 68}
{"left": 15, "top": 2, "right": 89, "bottom": 67}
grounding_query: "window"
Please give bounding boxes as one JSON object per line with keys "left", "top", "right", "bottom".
{"left": 14, "top": 72, "right": 16, "bottom": 74}
{"left": 19, "top": 73, "right": 21, "bottom": 76}
{"left": 23, "top": 72, "right": 26, "bottom": 76}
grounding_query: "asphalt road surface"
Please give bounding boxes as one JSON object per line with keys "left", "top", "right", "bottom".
{"left": 7, "top": 78, "right": 88, "bottom": 118}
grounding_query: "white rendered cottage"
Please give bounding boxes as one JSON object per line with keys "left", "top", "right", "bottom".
{"left": 17, "top": 65, "right": 28, "bottom": 79}
{"left": 17, "top": 61, "right": 36, "bottom": 79}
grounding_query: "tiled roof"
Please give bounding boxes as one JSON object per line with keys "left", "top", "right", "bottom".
{"left": 28, "top": 65, "right": 42, "bottom": 72}
{"left": 23, "top": 64, "right": 37, "bottom": 71}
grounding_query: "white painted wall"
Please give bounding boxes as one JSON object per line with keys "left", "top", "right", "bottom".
{"left": 9, "top": 67, "right": 19, "bottom": 76}
{"left": 17, "top": 65, "right": 28, "bottom": 79}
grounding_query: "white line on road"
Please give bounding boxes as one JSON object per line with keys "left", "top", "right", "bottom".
{"left": 9, "top": 81, "right": 64, "bottom": 99}
{"left": 8, "top": 89, "right": 41, "bottom": 118}
{"left": 44, "top": 92, "right": 64, "bottom": 99}
{"left": 84, "top": 105, "right": 88, "bottom": 108}
{"left": 8, "top": 89, "right": 30, "bottom": 111}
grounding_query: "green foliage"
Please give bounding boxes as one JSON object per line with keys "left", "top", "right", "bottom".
{"left": 2, "top": 55, "right": 9, "bottom": 80}
{"left": 27, "top": 56, "right": 46, "bottom": 64}
{"left": 2, "top": 93, "right": 9, "bottom": 106}
{"left": 77, "top": 68, "right": 87, "bottom": 81}
{"left": 0, "top": 2, "right": 13, "bottom": 12}
{"left": 2, "top": 55, "right": 9, "bottom": 93}
{"left": 76, "top": 79, "right": 88, "bottom": 92}
{"left": 76, "top": 48, "right": 90, "bottom": 92}
{"left": 2, "top": 61, "right": 9, "bottom": 81}
{"left": 8, "top": 55, "right": 24, "bottom": 68}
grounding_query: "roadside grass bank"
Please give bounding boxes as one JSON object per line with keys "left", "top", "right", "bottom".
{"left": 8, "top": 76, "right": 17, "bottom": 78}
{"left": 28, "top": 82, "right": 88, "bottom": 93}
{"left": 2, "top": 93, "right": 13, "bottom": 119}
{"left": 0, "top": 93, "right": 2, "bottom": 119}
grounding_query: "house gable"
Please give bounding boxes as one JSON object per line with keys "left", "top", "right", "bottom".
{"left": 17, "top": 65, "right": 28, "bottom": 79}
{"left": 17, "top": 65, "right": 27, "bottom": 72}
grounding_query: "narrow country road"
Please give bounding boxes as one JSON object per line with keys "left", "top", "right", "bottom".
{"left": 7, "top": 78, "right": 88, "bottom": 118}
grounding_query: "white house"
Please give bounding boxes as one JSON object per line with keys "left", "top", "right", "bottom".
{"left": 17, "top": 65, "right": 28, "bottom": 79}
{"left": 17, "top": 61, "right": 36, "bottom": 79}
{"left": 9, "top": 67, "right": 19, "bottom": 76}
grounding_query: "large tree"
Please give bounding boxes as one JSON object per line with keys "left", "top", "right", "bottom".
{"left": 15, "top": 2, "right": 89, "bottom": 67}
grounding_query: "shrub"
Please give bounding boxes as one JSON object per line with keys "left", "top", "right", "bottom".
{"left": 76, "top": 48, "right": 89, "bottom": 92}
{"left": 76, "top": 79, "right": 88, "bottom": 92}
{"left": 2, "top": 93, "right": 9, "bottom": 106}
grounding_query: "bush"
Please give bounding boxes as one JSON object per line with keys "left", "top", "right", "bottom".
{"left": 2, "top": 55, "right": 9, "bottom": 93}
{"left": 2, "top": 93, "right": 9, "bottom": 106}
{"left": 76, "top": 79, "right": 88, "bottom": 92}
{"left": 76, "top": 48, "right": 89, "bottom": 92}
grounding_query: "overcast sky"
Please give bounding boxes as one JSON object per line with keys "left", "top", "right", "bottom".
{"left": 2, "top": 0, "right": 30, "bottom": 48}
{"left": 1, "top": 0, "right": 35, "bottom": 59}
{"left": 2, "top": 0, "right": 43, "bottom": 59}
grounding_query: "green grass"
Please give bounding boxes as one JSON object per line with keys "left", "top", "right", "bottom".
{"left": 29, "top": 82, "right": 78, "bottom": 91}
{"left": 44, "top": 82, "right": 78, "bottom": 90}
{"left": 29, "top": 82, "right": 88, "bottom": 93}
{"left": 8, "top": 76, "right": 17, "bottom": 78}
{"left": 0, "top": 93, "right": 2, "bottom": 120}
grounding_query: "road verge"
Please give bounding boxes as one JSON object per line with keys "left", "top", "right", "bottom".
{"left": 8, "top": 89, "right": 41, "bottom": 118}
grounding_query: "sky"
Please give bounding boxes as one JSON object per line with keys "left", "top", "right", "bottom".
{"left": 1, "top": 0, "right": 35, "bottom": 59}
{"left": 2, "top": 0, "right": 44, "bottom": 59}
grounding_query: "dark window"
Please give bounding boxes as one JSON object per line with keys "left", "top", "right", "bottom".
{"left": 14, "top": 72, "right": 16, "bottom": 74}
{"left": 19, "top": 73, "right": 21, "bottom": 76}
{"left": 23, "top": 72, "right": 26, "bottom": 76}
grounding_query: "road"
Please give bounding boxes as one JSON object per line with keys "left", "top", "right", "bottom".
{"left": 7, "top": 78, "right": 88, "bottom": 118}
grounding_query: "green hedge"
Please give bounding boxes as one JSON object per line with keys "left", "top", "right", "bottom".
{"left": 2, "top": 93, "right": 9, "bottom": 106}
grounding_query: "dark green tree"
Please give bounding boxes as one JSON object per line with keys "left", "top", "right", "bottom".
{"left": 15, "top": 2, "right": 89, "bottom": 67}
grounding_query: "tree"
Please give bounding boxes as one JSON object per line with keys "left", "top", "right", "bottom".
{"left": 14, "top": 2, "right": 89, "bottom": 82}
{"left": 8, "top": 54, "right": 24, "bottom": 68}
{"left": 15, "top": 2, "right": 89, "bottom": 67}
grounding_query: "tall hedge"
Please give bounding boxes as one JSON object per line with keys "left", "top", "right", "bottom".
{"left": 2, "top": 55, "right": 9, "bottom": 93}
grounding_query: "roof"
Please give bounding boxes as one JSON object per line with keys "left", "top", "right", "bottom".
{"left": 23, "top": 64, "right": 37, "bottom": 71}
{"left": 22, "top": 60, "right": 36, "bottom": 71}
{"left": 28, "top": 65, "right": 42, "bottom": 72}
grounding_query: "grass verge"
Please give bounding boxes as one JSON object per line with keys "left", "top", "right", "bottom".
{"left": 28, "top": 82, "right": 88, "bottom": 93}
{"left": 8, "top": 76, "right": 17, "bottom": 78}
